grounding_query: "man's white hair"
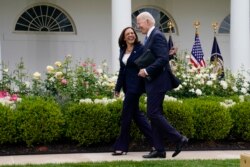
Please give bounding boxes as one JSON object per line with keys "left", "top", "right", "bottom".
{"left": 137, "top": 12, "right": 155, "bottom": 25}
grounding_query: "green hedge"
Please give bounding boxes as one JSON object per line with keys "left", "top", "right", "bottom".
{"left": 229, "top": 102, "right": 250, "bottom": 140}
{"left": 163, "top": 101, "right": 195, "bottom": 138}
{"left": 0, "top": 104, "right": 18, "bottom": 144}
{"left": 0, "top": 96, "right": 249, "bottom": 147}
{"left": 192, "top": 100, "right": 232, "bottom": 140}
{"left": 15, "top": 96, "right": 64, "bottom": 146}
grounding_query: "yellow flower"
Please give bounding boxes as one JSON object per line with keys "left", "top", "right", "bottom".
{"left": 55, "top": 61, "right": 62, "bottom": 67}
{"left": 46, "top": 66, "right": 54, "bottom": 73}
{"left": 55, "top": 71, "right": 63, "bottom": 79}
{"left": 33, "top": 72, "right": 41, "bottom": 80}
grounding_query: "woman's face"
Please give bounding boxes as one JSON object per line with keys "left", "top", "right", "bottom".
{"left": 124, "top": 28, "right": 136, "bottom": 45}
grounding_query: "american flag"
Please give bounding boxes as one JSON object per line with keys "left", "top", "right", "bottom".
{"left": 190, "top": 34, "right": 206, "bottom": 67}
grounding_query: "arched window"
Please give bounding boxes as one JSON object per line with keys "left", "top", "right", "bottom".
{"left": 15, "top": 3, "right": 76, "bottom": 33}
{"left": 132, "top": 7, "right": 177, "bottom": 34}
{"left": 219, "top": 15, "right": 230, "bottom": 34}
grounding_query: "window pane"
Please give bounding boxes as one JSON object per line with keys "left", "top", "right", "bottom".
{"left": 15, "top": 4, "right": 75, "bottom": 33}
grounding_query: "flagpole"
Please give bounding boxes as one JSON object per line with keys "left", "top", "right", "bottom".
{"left": 212, "top": 22, "right": 219, "bottom": 58}
{"left": 167, "top": 21, "right": 173, "bottom": 34}
{"left": 212, "top": 22, "right": 218, "bottom": 37}
{"left": 194, "top": 21, "right": 200, "bottom": 35}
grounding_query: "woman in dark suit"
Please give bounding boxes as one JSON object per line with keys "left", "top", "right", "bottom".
{"left": 112, "top": 27, "right": 153, "bottom": 155}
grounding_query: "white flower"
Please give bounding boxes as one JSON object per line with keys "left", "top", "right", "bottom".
{"left": 242, "top": 82, "right": 249, "bottom": 88}
{"left": 79, "top": 98, "right": 93, "bottom": 103}
{"left": 240, "top": 88, "right": 247, "bottom": 94}
{"left": 189, "top": 88, "right": 195, "bottom": 93}
{"left": 3, "top": 68, "right": 8, "bottom": 72}
{"left": 210, "top": 74, "right": 217, "bottom": 80}
{"left": 185, "top": 54, "right": 191, "bottom": 59}
{"left": 232, "top": 86, "right": 238, "bottom": 92}
{"left": 195, "top": 89, "right": 202, "bottom": 96}
{"left": 164, "top": 95, "right": 177, "bottom": 101}
{"left": 220, "top": 80, "right": 228, "bottom": 89}
{"left": 96, "top": 68, "right": 103, "bottom": 74}
{"left": 220, "top": 99, "right": 236, "bottom": 108}
{"left": 66, "top": 54, "right": 72, "bottom": 58}
{"left": 33, "top": 72, "right": 41, "bottom": 80}
{"left": 46, "top": 65, "right": 54, "bottom": 73}
{"left": 25, "top": 81, "right": 31, "bottom": 88}
{"left": 102, "top": 62, "right": 108, "bottom": 67}
{"left": 239, "top": 95, "right": 244, "bottom": 102}
{"left": 206, "top": 80, "right": 213, "bottom": 86}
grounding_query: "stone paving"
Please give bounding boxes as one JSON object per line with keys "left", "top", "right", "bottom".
{"left": 0, "top": 150, "right": 249, "bottom": 165}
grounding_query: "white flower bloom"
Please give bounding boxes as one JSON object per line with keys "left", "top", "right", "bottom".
{"left": 96, "top": 68, "right": 103, "bottom": 74}
{"left": 189, "top": 88, "right": 195, "bottom": 93}
{"left": 210, "top": 73, "right": 217, "bottom": 80}
{"left": 49, "top": 77, "right": 55, "bottom": 82}
{"left": 79, "top": 98, "right": 93, "bottom": 103}
{"left": 195, "top": 89, "right": 202, "bottom": 96}
{"left": 164, "top": 95, "right": 177, "bottom": 101}
{"left": 242, "top": 82, "right": 249, "bottom": 88}
{"left": 3, "top": 68, "right": 8, "bottom": 72}
{"left": 239, "top": 95, "right": 244, "bottom": 102}
{"left": 206, "top": 80, "right": 213, "bottom": 86}
{"left": 66, "top": 54, "right": 72, "bottom": 58}
{"left": 240, "top": 88, "right": 247, "bottom": 94}
{"left": 220, "top": 99, "right": 236, "bottom": 108}
{"left": 46, "top": 66, "right": 54, "bottom": 73}
{"left": 33, "top": 72, "right": 41, "bottom": 80}
{"left": 25, "top": 81, "right": 31, "bottom": 88}
{"left": 185, "top": 54, "right": 191, "bottom": 59}
{"left": 232, "top": 86, "right": 238, "bottom": 92}
{"left": 102, "top": 62, "right": 108, "bottom": 67}
{"left": 220, "top": 80, "right": 228, "bottom": 89}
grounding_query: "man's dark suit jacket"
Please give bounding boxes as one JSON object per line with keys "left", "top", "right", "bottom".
{"left": 143, "top": 28, "right": 175, "bottom": 93}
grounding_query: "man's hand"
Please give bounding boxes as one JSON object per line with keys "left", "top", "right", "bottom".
{"left": 138, "top": 69, "right": 147, "bottom": 78}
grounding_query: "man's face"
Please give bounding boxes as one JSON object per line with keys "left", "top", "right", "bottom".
{"left": 136, "top": 17, "right": 149, "bottom": 35}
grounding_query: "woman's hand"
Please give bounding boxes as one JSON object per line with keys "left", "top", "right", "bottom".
{"left": 114, "top": 91, "right": 120, "bottom": 97}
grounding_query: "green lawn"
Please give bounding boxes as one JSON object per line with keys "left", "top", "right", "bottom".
{"left": 0, "top": 159, "right": 239, "bottom": 167}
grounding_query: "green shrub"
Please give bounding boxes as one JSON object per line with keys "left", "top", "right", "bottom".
{"left": 16, "top": 96, "right": 64, "bottom": 146}
{"left": 0, "top": 104, "right": 18, "bottom": 144}
{"left": 229, "top": 102, "right": 250, "bottom": 141}
{"left": 105, "top": 100, "right": 123, "bottom": 141}
{"left": 193, "top": 100, "right": 232, "bottom": 140}
{"left": 163, "top": 101, "right": 195, "bottom": 138}
{"left": 65, "top": 102, "right": 117, "bottom": 146}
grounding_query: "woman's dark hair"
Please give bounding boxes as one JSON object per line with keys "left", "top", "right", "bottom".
{"left": 118, "top": 27, "right": 140, "bottom": 50}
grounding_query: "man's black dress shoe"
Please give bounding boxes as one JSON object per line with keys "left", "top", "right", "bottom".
{"left": 143, "top": 150, "right": 166, "bottom": 158}
{"left": 172, "top": 136, "right": 188, "bottom": 157}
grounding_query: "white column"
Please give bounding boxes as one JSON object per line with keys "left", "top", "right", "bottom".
{"left": 230, "top": 0, "right": 250, "bottom": 79}
{"left": 111, "top": 0, "right": 131, "bottom": 73}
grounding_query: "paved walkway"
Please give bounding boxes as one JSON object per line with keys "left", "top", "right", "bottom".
{"left": 0, "top": 150, "right": 249, "bottom": 165}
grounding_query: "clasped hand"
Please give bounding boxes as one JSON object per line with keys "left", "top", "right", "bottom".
{"left": 138, "top": 69, "right": 147, "bottom": 78}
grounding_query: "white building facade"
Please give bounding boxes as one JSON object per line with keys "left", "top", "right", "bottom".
{"left": 0, "top": 0, "right": 249, "bottom": 77}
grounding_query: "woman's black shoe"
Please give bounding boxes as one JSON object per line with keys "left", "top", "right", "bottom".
{"left": 112, "top": 151, "right": 127, "bottom": 156}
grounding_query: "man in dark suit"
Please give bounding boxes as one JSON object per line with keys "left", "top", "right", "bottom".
{"left": 136, "top": 12, "right": 188, "bottom": 158}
